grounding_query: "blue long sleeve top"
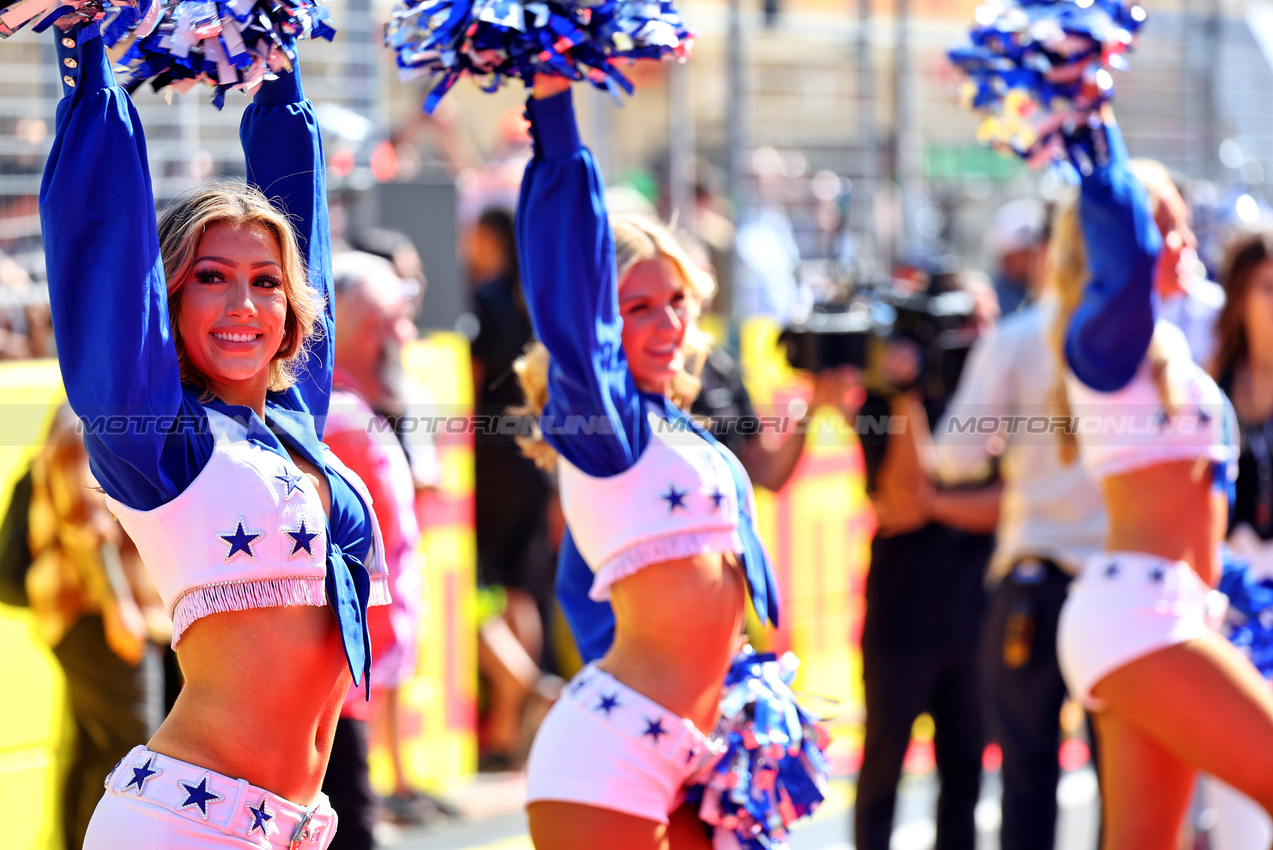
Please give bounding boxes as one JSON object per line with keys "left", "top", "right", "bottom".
{"left": 39, "top": 22, "right": 377, "bottom": 685}
{"left": 519, "top": 91, "right": 778, "bottom": 661}
{"left": 1063, "top": 124, "right": 1163, "bottom": 392}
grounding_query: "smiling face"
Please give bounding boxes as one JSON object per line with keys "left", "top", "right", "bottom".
{"left": 175, "top": 221, "right": 289, "bottom": 407}
{"left": 619, "top": 256, "right": 690, "bottom": 394}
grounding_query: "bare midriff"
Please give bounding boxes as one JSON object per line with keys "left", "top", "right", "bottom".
{"left": 1103, "top": 458, "right": 1228, "bottom": 587}
{"left": 603, "top": 551, "right": 748, "bottom": 735}
{"left": 146, "top": 444, "right": 354, "bottom": 806}
{"left": 147, "top": 604, "right": 353, "bottom": 805}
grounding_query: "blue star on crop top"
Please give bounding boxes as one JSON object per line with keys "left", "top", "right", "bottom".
{"left": 517, "top": 90, "right": 781, "bottom": 662}
{"left": 38, "top": 21, "right": 384, "bottom": 691}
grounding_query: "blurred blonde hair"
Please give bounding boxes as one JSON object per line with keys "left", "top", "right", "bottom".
{"left": 1048, "top": 160, "right": 1178, "bottom": 465}
{"left": 157, "top": 183, "right": 323, "bottom": 400}
{"left": 513, "top": 215, "right": 716, "bottom": 471}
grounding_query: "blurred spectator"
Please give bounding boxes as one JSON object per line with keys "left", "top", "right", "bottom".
{"left": 0, "top": 252, "right": 52, "bottom": 359}
{"left": 18, "top": 404, "right": 169, "bottom": 850}
{"left": 466, "top": 207, "right": 560, "bottom": 766}
{"left": 988, "top": 198, "right": 1048, "bottom": 317}
{"left": 736, "top": 147, "right": 805, "bottom": 321}
{"left": 348, "top": 228, "right": 441, "bottom": 492}
{"left": 1207, "top": 228, "right": 1273, "bottom": 850}
{"left": 352, "top": 227, "right": 427, "bottom": 323}
{"left": 1131, "top": 160, "right": 1225, "bottom": 367}
{"left": 322, "top": 252, "right": 445, "bottom": 842}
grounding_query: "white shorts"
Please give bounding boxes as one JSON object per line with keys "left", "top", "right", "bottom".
{"left": 525, "top": 664, "right": 722, "bottom": 823}
{"left": 1058, "top": 552, "right": 1227, "bottom": 710}
{"left": 84, "top": 745, "right": 338, "bottom": 849}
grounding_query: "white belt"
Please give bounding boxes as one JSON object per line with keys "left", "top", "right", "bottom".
{"left": 104, "top": 745, "right": 336, "bottom": 849}
{"left": 563, "top": 664, "right": 725, "bottom": 777}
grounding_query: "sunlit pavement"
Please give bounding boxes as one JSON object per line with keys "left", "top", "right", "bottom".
{"left": 384, "top": 767, "right": 1101, "bottom": 850}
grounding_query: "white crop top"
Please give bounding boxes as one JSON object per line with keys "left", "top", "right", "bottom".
{"left": 557, "top": 410, "right": 753, "bottom": 601}
{"left": 105, "top": 408, "right": 391, "bottom": 645}
{"left": 1064, "top": 321, "right": 1236, "bottom": 481}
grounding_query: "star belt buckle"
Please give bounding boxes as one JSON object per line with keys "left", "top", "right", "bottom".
{"left": 290, "top": 808, "right": 316, "bottom": 849}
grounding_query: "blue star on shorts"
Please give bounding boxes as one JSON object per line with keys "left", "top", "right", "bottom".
{"left": 123, "top": 755, "right": 161, "bottom": 795}
{"left": 175, "top": 774, "right": 223, "bottom": 820}
{"left": 247, "top": 796, "right": 274, "bottom": 836}
{"left": 594, "top": 693, "right": 621, "bottom": 716}
{"left": 708, "top": 488, "right": 727, "bottom": 512}
{"left": 642, "top": 715, "right": 668, "bottom": 744}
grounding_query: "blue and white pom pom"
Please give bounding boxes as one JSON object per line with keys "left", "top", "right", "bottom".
{"left": 0, "top": 0, "right": 333, "bottom": 108}
{"left": 948, "top": 0, "right": 1147, "bottom": 172}
{"left": 111, "top": 0, "right": 335, "bottom": 106}
{"left": 692, "top": 647, "right": 831, "bottom": 850}
{"left": 385, "top": 0, "right": 693, "bottom": 113}
{"left": 1219, "top": 550, "right": 1273, "bottom": 680}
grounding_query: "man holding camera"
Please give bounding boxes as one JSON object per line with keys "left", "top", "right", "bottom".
{"left": 841, "top": 274, "right": 1001, "bottom": 850}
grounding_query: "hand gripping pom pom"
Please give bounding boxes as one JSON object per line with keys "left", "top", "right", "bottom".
{"left": 690, "top": 646, "right": 833, "bottom": 850}
{"left": 384, "top": 0, "right": 694, "bottom": 113}
{"left": 3, "top": 0, "right": 335, "bottom": 107}
{"left": 948, "top": 0, "right": 1147, "bottom": 172}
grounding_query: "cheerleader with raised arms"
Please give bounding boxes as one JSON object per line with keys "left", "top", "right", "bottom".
{"left": 38, "top": 10, "right": 387, "bottom": 848}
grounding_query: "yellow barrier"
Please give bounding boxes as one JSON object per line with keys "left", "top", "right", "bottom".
{"left": 368, "top": 333, "right": 478, "bottom": 792}
{"left": 739, "top": 318, "right": 874, "bottom": 773}
{"left": 0, "top": 359, "right": 75, "bottom": 850}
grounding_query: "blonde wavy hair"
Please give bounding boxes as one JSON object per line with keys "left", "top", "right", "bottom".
{"left": 513, "top": 214, "right": 717, "bottom": 471}
{"left": 157, "top": 183, "right": 323, "bottom": 400}
{"left": 1049, "top": 159, "right": 1180, "bottom": 465}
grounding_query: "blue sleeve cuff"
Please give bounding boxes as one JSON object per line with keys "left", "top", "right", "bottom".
{"left": 527, "top": 89, "right": 583, "bottom": 160}
{"left": 253, "top": 66, "right": 305, "bottom": 107}
{"left": 54, "top": 21, "right": 111, "bottom": 97}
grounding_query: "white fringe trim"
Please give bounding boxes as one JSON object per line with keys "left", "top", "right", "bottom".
{"left": 589, "top": 529, "right": 743, "bottom": 602}
{"left": 369, "top": 574, "right": 391, "bottom": 607}
{"left": 171, "top": 577, "right": 328, "bottom": 647}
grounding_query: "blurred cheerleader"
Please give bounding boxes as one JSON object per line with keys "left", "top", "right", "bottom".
{"left": 512, "top": 75, "right": 834, "bottom": 850}
{"left": 1050, "top": 115, "right": 1273, "bottom": 847}
{"left": 40, "top": 19, "right": 388, "bottom": 849}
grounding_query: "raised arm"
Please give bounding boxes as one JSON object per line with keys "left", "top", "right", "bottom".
{"left": 39, "top": 22, "right": 207, "bottom": 511}
{"left": 241, "top": 67, "right": 335, "bottom": 432}
{"left": 1064, "top": 122, "right": 1162, "bottom": 392}
{"left": 518, "top": 85, "right": 647, "bottom": 477}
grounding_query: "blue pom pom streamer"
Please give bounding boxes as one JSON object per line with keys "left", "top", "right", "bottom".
{"left": 1219, "top": 549, "right": 1273, "bottom": 680}
{"left": 385, "top": 0, "right": 694, "bottom": 113}
{"left": 691, "top": 646, "right": 832, "bottom": 850}
{"left": 0, "top": 0, "right": 333, "bottom": 107}
{"left": 948, "top": 0, "right": 1147, "bottom": 171}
